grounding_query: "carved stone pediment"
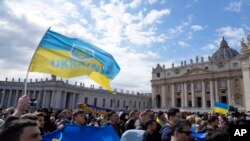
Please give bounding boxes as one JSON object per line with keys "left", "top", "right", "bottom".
{"left": 154, "top": 64, "right": 163, "bottom": 72}
{"left": 182, "top": 67, "right": 211, "bottom": 76}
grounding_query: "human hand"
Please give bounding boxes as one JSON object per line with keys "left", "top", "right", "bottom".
{"left": 12, "top": 95, "right": 30, "bottom": 117}
{"left": 57, "top": 124, "right": 64, "bottom": 130}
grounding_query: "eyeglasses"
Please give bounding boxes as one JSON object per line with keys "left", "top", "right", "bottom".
{"left": 178, "top": 130, "right": 192, "bottom": 136}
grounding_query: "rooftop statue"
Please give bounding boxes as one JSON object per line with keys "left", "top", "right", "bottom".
{"left": 241, "top": 38, "right": 248, "bottom": 49}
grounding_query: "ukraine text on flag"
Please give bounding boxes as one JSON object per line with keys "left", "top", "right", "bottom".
{"left": 29, "top": 29, "right": 120, "bottom": 91}
{"left": 214, "top": 102, "right": 229, "bottom": 115}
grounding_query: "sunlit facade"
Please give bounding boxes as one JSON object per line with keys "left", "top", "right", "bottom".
{"left": 0, "top": 76, "right": 151, "bottom": 110}
{"left": 152, "top": 35, "right": 250, "bottom": 111}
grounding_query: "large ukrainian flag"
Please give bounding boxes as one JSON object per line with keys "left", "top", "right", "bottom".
{"left": 42, "top": 125, "right": 120, "bottom": 141}
{"left": 213, "top": 102, "right": 229, "bottom": 115}
{"left": 29, "top": 29, "right": 120, "bottom": 91}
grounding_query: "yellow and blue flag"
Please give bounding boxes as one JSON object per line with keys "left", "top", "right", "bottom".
{"left": 78, "top": 103, "right": 113, "bottom": 117}
{"left": 214, "top": 102, "right": 229, "bottom": 115}
{"left": 29, "top": 29, "right": 120, "bottom": 91}
{"left": 192, "top": 131, "right": 207, "bottom": 141}
{"left": 42, "top": 125, "right": 120, "bottom": 141}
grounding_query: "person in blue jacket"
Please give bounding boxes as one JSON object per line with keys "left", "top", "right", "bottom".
{"left": 160, "top": 108, "right": 181, "bottom": 141}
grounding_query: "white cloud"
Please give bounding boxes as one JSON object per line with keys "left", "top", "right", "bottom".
{"left": 0, "top": 0, "right": 172, "bottom": 93}
{"left": 217, "top": 26, "right": 245, "bottom": 38}
{"left": 203, "top": 44, "right": 216, "bottom": 50}
{"left": 178, "top": 41, "right": 189, "bottom": 47}
{"left": 5, "top": 0, "right": 82, "bottom": 28}
{"left": 143, "top": 9, "right": 170, "bottom": 25}
{"left": 128, "top": 0, "right": 142, "bottom": 9}
{"left": 169, "top": 25, "right": 184, "bottom": 35}
{"left": 148, "top": 0, "right": 158, "bottom": 5}
{"left": 0, "top": 19, "right": 8, "bottom": 26}
{"left": 185, "top": 0, "right": 199, "bottom": 8}
{"left": 225, "top": 2, "right": 242, "bottom": 12}
{"left": 168, "top": 15, "right": 193, "bottom": 37}
{"left": 124, "top": 23, "right": 155, "bottom": 45}
{"left": 191, "top": 25, "right": 203, "bottom": 31}
{"left": 216, "top": 26, "right": 245, "bottom": 47}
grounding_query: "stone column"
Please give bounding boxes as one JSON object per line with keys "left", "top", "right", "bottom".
{"left": 171, "top": 84, "right": 175, "bottom": 107}
{"left": 191, "top": 82, "right": 195, "bottom": 107}
{"left": 7, "top": 90, "right": 12, "bottom": 107}
{"left": 14, "top": 90, "right": 19, "bottom": 107}
{"left": 50, "top": 90, "right": 56, "bottom": 108}
{"left": 184, "top": 82, "right": 188, "bottom": 107}
{"left": 239, "top": 40, "right": 250, "bottom": 111}
{"left": 55, "top": 91, "right": 62, "bottom": 109}
{"left": 42, "top": 90, "right": 47, "bottom": 107}
{"left": 202, "top": 81, "right": 206, "bottom": 108}
{"left": 210, "top": 80, "right": 214, "bottom": 107}
{"left": 0, "top": 89, "right": 6, "bottom": 107}
{"left": 161, "top": 85, "right": 166, "bottom": 108}
{"left": 215, "top": 79, "right": 219, "bottom": 102}
{"left": 38, "top": 90, "right": 42, "bottom": 108}
{"left": 27, "top": 90, "right": 30, "bottom": 98}
{"left": 63, "top": 91, "right": 67, "bottom": 109}
{"left": 33, "top": 91, "right": 36, "bottom": 99}
{"left": 152, "top": 87, "right": 156, "bottom": 108}
{"left": 241, "top": 65, "right": 250, "bottom": 110}
{"left": 72, "top": 93, "right": 76, "bottom": 109}
{"left": 181, "top": 83, "right": 184, "bottom": 108}
{"left": 227, "top": 79, "right": 232, "bottom": 105}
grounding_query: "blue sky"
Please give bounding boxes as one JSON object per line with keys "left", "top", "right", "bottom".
{"left": 0, "top": 0, "right": 249, "bottom": 93}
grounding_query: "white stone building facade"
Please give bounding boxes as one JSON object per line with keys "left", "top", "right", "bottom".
{"left": 151, "top": 35, "right": 250, "bottom": 111}
{"left": 0, "top": 77, "right": 151, "bottom": 110}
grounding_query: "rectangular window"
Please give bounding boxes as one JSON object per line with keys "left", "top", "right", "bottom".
{"left": 168, "top": 86, "right": 171, "bottom": 92}
{"left": 188, "top": 101, "right": 192, "bottom": 107}
{"left": 117, "top": 100, "right": 120, "bottom": 108}
{"left": 110, "top": 99, "right": 113, "bottom": 107}
{"left": 218, "top": 79, "right": 227, "bottom": 89}
{"left": 233, "top": 63, "right": 238, "bottom": 68}
{"left": 129, "top": 101, "right": 132, "bottom": 107}
{"left": 84, "top": 97, "right": 88, "bottom": 104}
{"left": 102, "top": 98, "right": 106, "bottom": 107}
{"left": 123, "top": 100, "right": 126, "bottom": 108}
{"left": 175, "top": 84, "right": 181, "bottom": 92}
{"left": 0, "top": 89, "right": 3, "bottom": 102}
{"left": 194, "top": 81, "right": 201, "bottom": 91}
{"left": 94, "top": 98, "right": 97, "bottom": 107}
{"left": 157, "top": 73, "right": 160, "bottom": 77}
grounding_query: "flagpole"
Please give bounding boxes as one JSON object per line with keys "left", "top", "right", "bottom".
{"left": 24, "top": 27, "right": 51, "bottom": 96}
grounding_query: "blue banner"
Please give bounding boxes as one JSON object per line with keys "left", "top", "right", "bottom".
{"left": 42, "top": 125, "right": 120, "bottom": 141}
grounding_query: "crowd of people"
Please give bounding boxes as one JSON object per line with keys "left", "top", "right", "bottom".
{"left": 0, "top": 95, "right": 250, "bottom": 141}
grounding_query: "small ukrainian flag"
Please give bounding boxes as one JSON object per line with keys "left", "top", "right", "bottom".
{"left": 214, "top": 102, "right": 229, "bottom": 115}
